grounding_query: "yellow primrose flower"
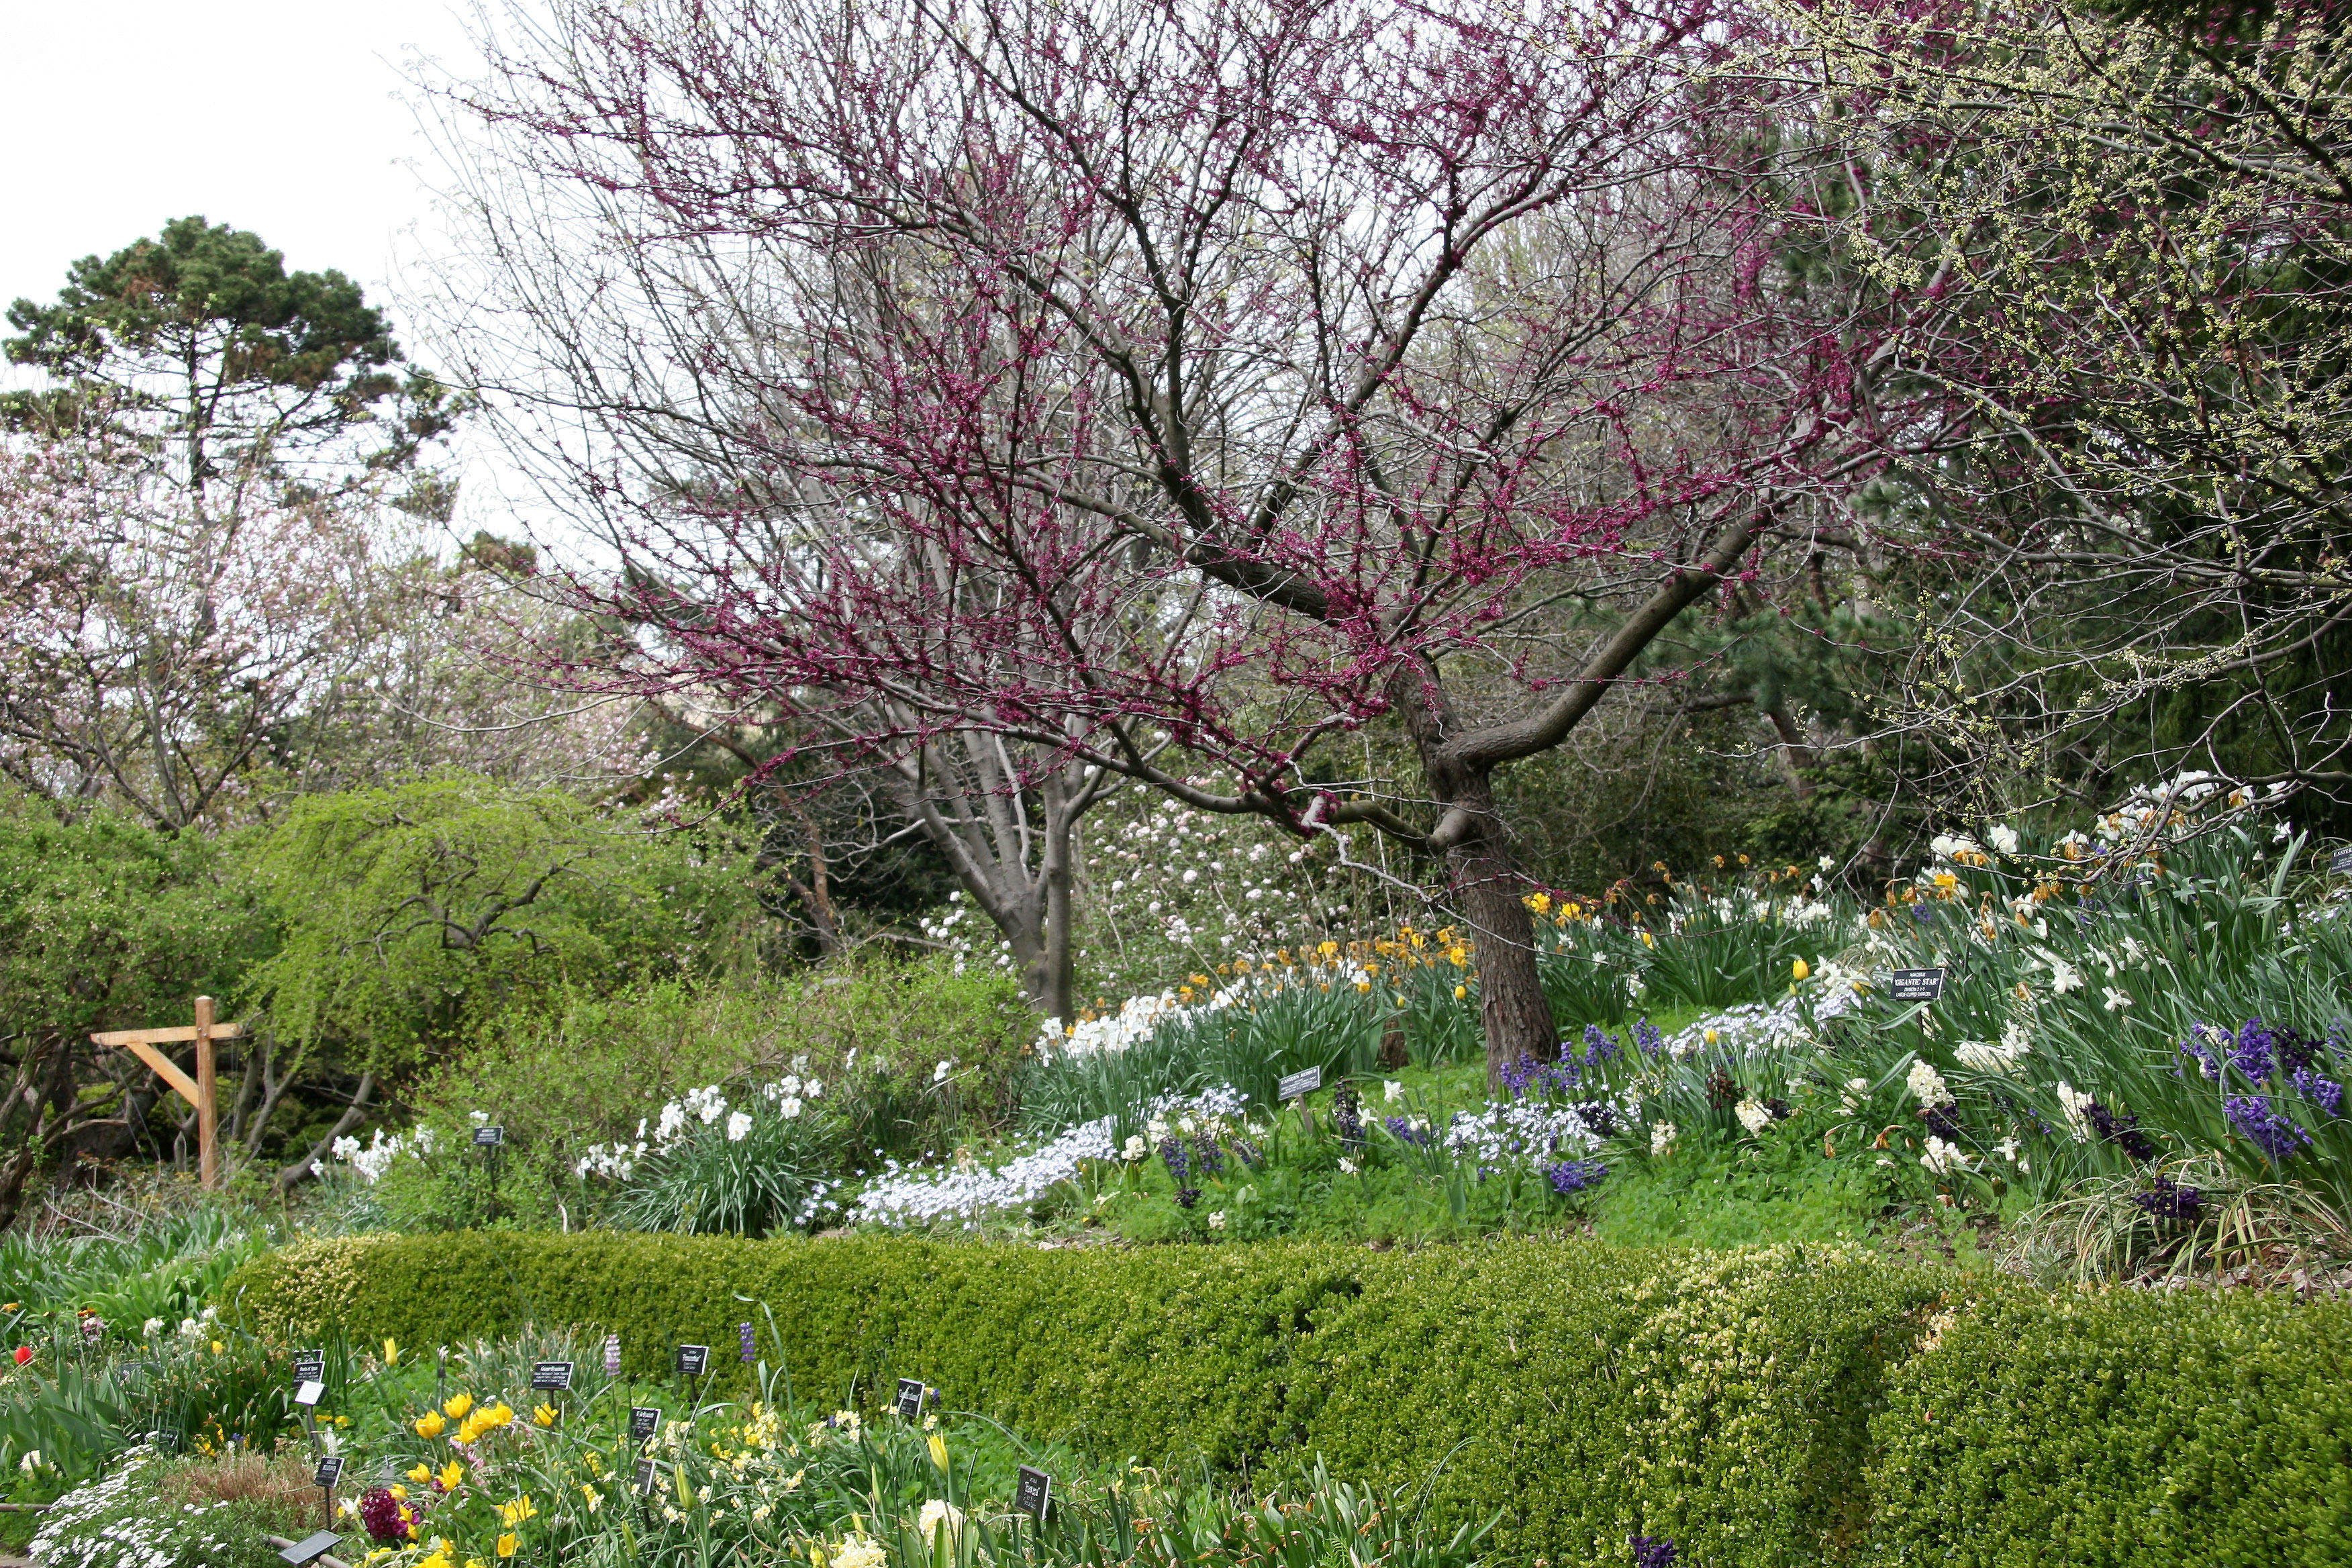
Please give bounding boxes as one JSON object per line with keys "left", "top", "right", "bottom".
{"left": 444, "top": 1393, "right": 475, "bottom": 1421}
{"left": 413, "top": 1410, "right": 447, "bottom": 1439}
{"left": 533, "top": 1402, "right": 559, "bottom": 1427}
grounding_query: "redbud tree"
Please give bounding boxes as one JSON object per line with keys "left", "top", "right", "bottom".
{"left": 449, "top": 0, "right": 1964, "bottom": 1071}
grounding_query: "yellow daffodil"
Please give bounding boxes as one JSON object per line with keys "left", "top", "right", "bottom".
{"left": 533, "top": 1402, "right": 559, "bottom": 1427}
{"left": 443, "top": 1393, "right": 475, "bottom": 1421}
{"left": 414, "top": 1410, "right": 446, "bottom": 1439}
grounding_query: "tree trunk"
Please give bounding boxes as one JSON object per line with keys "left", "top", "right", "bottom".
{"left": 277, "top": 1072, "right": 375, "bottom": 1193}
{"left": 1389, "top": 663, "right": 1559, "bottom": 1085}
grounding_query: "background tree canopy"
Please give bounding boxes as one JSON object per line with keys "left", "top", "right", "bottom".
{"left": 242, "top": 774, "right": 763, "bottom": 1077}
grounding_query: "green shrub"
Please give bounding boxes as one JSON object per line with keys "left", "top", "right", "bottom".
{"left": 1867, "top": 1289, "right": 2352, "bottom": 1565}
{"left": 218, "top": 1234, "right": 2352, "bottom": 1566}
{"left": 224, "top": 1234, "right": 1947, "bottom": 1565}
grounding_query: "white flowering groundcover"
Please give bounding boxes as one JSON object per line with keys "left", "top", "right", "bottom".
{"left": 30, "top": 1447, "right": 258, "bottom": 1568}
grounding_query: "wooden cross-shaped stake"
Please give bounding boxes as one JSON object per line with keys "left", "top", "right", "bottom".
{"left": 91, "top": 995, "right": 243, "bottom": 1189}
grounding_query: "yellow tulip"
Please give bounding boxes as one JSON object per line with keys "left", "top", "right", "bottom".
{"left": 414, "top": 1410, "right": 447, "bottom": 1440}
{"left": 437, "top": 1461, "right": 464, "bottom": 1491}
{"left": 407, "top": 1464, "right": 433, "bottom": 1485}
{"left": 444, "top": 1393, "right": 475, "bottom": 1421}
{"left": 497, "top": 1535, "right": 519, "bottom": 1559}
{"left": 1792, "top": 959, "right": 1810, "bottom": 981}
{"left": 499, "top": 1495, "right": 539, "bottom": 1526}
{"left": 383, "top": 1338, "right": 400, "bottom": 1367}
{"left": 1453, "top": 984, "right": 1467, "bottom": 1000}
{"left": 926, "top": 1432, "right": 949, "bottom": 1473}
{"left": 533, "top": 1402, "right": 559, "bottom": 1428}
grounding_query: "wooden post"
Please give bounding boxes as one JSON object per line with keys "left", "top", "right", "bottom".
{"left": 91, "top": 997, "right": 243, "bottom": 1192}
{"left": 194, "top": 996, "right": 219, "bottom": 1191}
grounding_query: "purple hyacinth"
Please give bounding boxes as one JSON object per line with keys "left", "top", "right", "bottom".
{"left": 1545, "top": 1159, "right": 1608, "bottom": 1195}
{"left": 2292, "top": 1067, "right": 2344, "bottom": 1118}
{"left": 2130, "top": 1177, "right": 2204, "bottom": 1223}
{"left": 1383, "top": 1116, "right": 1433, "bottom": 1147}
{"left": 1581, "top": 1024, "right": 1620, "bottom": 1064}
{"left": 1332, "top": 1085, "right": 1366, "bottom": 1154}
{"left": 2083, "top": 1099, "right": 2159, "bottom": 1162}
{"left": 739, "top": 1322, "right": 756, "bottom": 1363}
{"left": 2225, "top": 1095, "right": 2312, "bottom": 1161}
{"left": 1629, "top": 1536, "right": 1679, "bottom": 1568}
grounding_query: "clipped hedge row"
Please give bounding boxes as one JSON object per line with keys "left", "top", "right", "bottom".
{"left": 221, "top": 1236, "right": 2351, "bottom": 1566}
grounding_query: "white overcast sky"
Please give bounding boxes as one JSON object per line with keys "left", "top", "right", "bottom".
{"left": 3, "top": 0, "right": 530, "bottom": 530}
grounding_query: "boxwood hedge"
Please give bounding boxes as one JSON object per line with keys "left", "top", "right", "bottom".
{"left": 221, "top": 1235, "right": 2349, "bottom": 1567}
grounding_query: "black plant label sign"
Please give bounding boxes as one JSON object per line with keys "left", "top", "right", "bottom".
{"left": 531, "top": 1361, "right": 575, "bottom": 1391}
{"left": 313, "top": 1455, "right": 344, "bottom": 1489}
{"left": 630, "top": 1406, "right": 660, "bottom": 1443}
{"left": 1890, "top": 967, "right": 1946, "bottom": 1002}
{"left": 675, "top": 1344, "right": 709, "bottom": 1377}
{"left": 473, "top": 1124, "right": 505, "bottom": 1146}
{"left": 1276, "top": 1065, "right": 1323, "bottom": 1101}
{"left": 291, "top": 1351, "right": 325, "bottom": 1383}
{"left": 634, "top": 1457, "right": 660, "bottom": 1497}
{"left": 1015, "top": 1465, "right": 1052, "bottom": 1522}
{"left": 2332, "top": 846, "right": 2352, "bottom": 875}
{"left": 894, "top": 1377, "right": 927, "bottom": 1419}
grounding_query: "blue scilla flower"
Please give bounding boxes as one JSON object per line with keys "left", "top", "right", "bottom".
{"left": 1634, "top": 1020, "right": 1665, "bottom": 1057}
{"left": 1582, "top": 1024, "right": 1620, "bottom": 1064}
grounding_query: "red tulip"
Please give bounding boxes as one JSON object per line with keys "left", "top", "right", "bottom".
{"left": 11, "top": 1347, "right": 30, "bottom": 1365}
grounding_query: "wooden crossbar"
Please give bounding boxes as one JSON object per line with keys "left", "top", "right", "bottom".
{"left": 90, "top": 995, "right": 235, "bottom": 1189}
{"left": 89, "top": 1023, "right": 245, "bottom": 1047}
